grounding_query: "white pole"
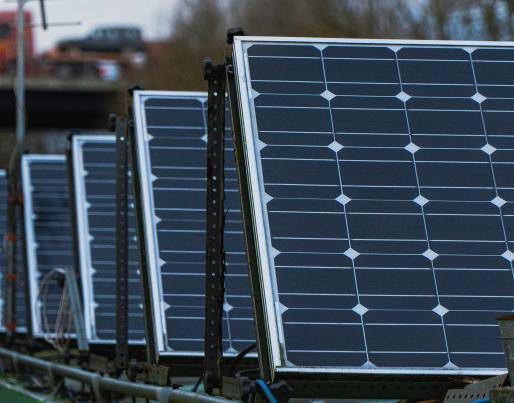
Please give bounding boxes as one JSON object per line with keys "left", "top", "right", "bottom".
{"left": 15, "top": 0, "right": 26, "bottom": 148}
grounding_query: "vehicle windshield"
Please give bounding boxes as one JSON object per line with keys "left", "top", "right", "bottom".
{"left": 89, "top": 29, "right": 105, "bottom": 39}
{"left": 0, "top": 23, "right": 11, "bottom": 39}
{"left": 88, "top": 28, "right": 141, "bottom": 41}
{"left": 124, "top": 29, "right": 140, "bottom": 40}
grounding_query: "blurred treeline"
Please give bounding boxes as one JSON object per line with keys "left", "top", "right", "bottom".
{"left": 138, "top": 0, "right": 514, "bottom": 90}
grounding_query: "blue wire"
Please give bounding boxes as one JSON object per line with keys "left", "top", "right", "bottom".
{"left": 471, "top": 400, "right": 489, "bottom": 403}
{"left": 255, "top": 379, "right": 278, "bottom": 403}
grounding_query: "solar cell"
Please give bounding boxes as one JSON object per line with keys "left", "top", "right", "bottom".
{"left": 132, "top": 91, "right": 254, "bottom": 357}
{"left": 232, "top": 37, "right": 514, "bottom": 377}
{"left": 71, "top": 134, "right": 145, "bottom": 344}
{"left": 22, "top": 155, "right": 74, "bottom": 338}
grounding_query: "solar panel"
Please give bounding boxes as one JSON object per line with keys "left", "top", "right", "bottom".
{"left": 14, "top": 207, "right": 27, "bottom": 333}
{"left": 232, "top": 37, "right": 514, "bottom": 377}
{"left": 71, "top": 134, "right": 145, "bottom": 344}
{"left": 132, "top": 91, "right": 254, "bottom": 357}
{"left": 22, "top": 155, "right": 74, "bottom": 338}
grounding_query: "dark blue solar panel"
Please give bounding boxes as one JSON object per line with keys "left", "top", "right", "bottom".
{"left": 233, "top": 38, "right": 514, "bottom": 375}
{"left": 22, "top": 155, "right": 74, "bottom": 338}
{"left": 132, "top": 91, "right": 255, "bottom": 356}
{"left": 15, "top": 208, "right": 26, "bottom": 332}
{"left": 71, "top": 135, "right": 145, "bottom": 344}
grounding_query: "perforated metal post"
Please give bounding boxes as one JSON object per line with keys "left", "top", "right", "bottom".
{"left": 203, "top": 59, "right": 227, "bottom": 394}
{"left": 114, "top": 117, "right": 130, "bottom": 373}
{"left": 5, "top": 152, "right": 21, "bottom": 341}
{"left": 5, "top": 193, "right": 17, "bottom": 339}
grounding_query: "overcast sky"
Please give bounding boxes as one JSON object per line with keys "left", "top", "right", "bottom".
{"left": 0, "top": 0, "right": 178, "bottom": 52}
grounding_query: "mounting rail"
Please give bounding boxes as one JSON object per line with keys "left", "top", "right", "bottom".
{"left": 203, "top": 59, "right": 227, "bottom": 394}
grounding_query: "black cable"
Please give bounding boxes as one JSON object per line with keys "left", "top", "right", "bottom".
{"left": 192, "top": 375, "right": 203, "bottom": 392}
{"left": 228, "top": 343, "right": 257, "bottom": 377}
{"left": 235, "top": 368, "right": 260, "bottom": 379}
{"left": 194, "top": 342, "right": 257, "bottom": 392}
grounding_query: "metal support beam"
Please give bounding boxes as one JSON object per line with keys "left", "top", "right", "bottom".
{"left": 114, "top": 116, "right": 130, "bottom": 373}
{"left": 225, "top": 52, "right": 274, "bottom": 381}
{"left": 63, "top": 267, "right": 89, "bottom": 354}
{"left": 5, "top": 148, "right": 23, "bottom": 341}
{"left": 66, "top": 134, "right": 83, "bottom": 296}
{"left": 5, "top": 169, "right": 18, "bottom": 340}
{"left": 127, "top": 110, "right": 157, "bottom": 365}
{"left": 202, "top": 59, "right": 227, "bottom": 394}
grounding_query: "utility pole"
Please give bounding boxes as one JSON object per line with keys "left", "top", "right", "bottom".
{"left": 6, "top": 0, "right": 78, "bottom": 341}
{"left": 5, "top": 0, "right": 27, "bottom": 341}
{"left": 15, "top": 0, "right": 26, "bottom": 149}
{"left": 6, "top": 0, "right": 48, "bottom": 340}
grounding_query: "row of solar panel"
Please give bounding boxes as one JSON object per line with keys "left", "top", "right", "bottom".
{"left": 1, "top": 37, "right": 514, "bottom": 382}
{"left": 0, "top": 92, "right": 255, "bottom": 360}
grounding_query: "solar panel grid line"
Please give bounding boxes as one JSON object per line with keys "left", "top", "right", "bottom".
{"left": 132, "top": 90, "right": 255, "bottom": 358}
{"left": 233, "top": 36, "right": 514, "bottom": 377}
{"left": 22, "top": 155, "right": 74, "bottom": 338}
{"left": 71, "top": 135, "right": 145, "bottom": 344}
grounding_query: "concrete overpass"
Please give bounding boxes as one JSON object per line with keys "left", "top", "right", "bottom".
{"left": 0, "top": 77, "right": 126, "bottom": 129}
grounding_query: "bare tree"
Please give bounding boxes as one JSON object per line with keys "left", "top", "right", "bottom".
{"left": 136, "top": 0, "right": 514, "bottom": 90}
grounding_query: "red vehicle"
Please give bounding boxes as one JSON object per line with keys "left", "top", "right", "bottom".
{"left": 0, "top": 11, "right": 34, "bottom": 73}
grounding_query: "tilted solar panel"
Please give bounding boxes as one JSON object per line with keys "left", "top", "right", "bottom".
{"left": 22, "top": 155, "right": 74, "bottom": 338}
{"left": 232, "top": 37, "right": 514, "bottom": 377}
{"left": 132, "top": 91, "right": 254, "bottom": 357}
{"left": 71, "top": 134, "right": 145, "bottom": 344}
{"left": 14, "top": 205, "right": 27, "bottom": 333}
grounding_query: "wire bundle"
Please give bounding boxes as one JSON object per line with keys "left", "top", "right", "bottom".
{"left": 37, "top": 268, "right": 73, "bottom": 354}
